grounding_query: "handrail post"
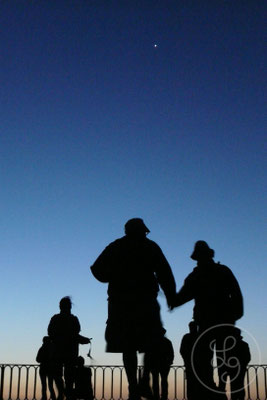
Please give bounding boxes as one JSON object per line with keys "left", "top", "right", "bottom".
{"left": 0, "top": 365, "right": 5, "bottom": 400}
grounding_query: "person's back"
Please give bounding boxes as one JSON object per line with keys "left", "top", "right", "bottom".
{"left": 90, "top": 219, "right": 176, "bottom": 354}
{"left": 91, "top": 235, "right": 175, "bottom": 304}
{"left": 48, "top": 297, "right": 81, "bottom": 361}
{"left": 182, "top": 262, "right": 243, "bottom": 328}
{"left": 173, "top": 241, "right": 243, "bottom": 330}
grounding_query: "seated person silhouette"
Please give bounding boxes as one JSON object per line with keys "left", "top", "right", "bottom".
{"left": 140, "top": 335, "right": 174, "bottom": 400}
{"left": 74, "top": 356, "right": 93, "bottom": 400}
{"left": 180, "top": 322, "right": 202, "bottom": 400}
{"left": 36, "top": 336, "right": 57, "bottom": 400}
{"left": 217, "top": 327, "right": 251, "bottom": 400}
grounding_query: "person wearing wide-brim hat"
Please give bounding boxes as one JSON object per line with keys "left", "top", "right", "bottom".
{"left": 173, "top": 240, "right": 243, "bottom": 327}
{"left": 90, "top": 218, "right": 176, "bottom": 400}
{"left": 172, "top": 240, "right": 244, "bottom": 400}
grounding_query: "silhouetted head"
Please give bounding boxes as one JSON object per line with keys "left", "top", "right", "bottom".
{"left": 188, "top": 321, "right": 198, "bottom": 334}
{"left": 59, "top": 296, "right": 72, "bottom": 313}
{"left": 77, "top": 356, "right": 85, "bottom": 367}
{"left": 124, "top": 218, "right": 150, "bottom": 237}
{"left": 190, "top": 241, "right": 215, "bottom": 261}
{"left": 42, "top": 336, "right": 50, "bottom": 344}
{"left": 231, "top": 327, "right": 242, "bottom": 339}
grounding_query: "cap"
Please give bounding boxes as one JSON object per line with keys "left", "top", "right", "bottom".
{"left": 124, "top": 218, "right": 150, "bottom": 235}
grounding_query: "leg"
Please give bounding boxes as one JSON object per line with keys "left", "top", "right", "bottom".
{"left": 151, "top": 371, "right": 160, "bottom": 400}
{"left": 39, "top": 370, "right": 48, "bottom": 400}
{"left": 47, "top": 374, "right": 56, "bottom": 400}
{"left": 139, "top": 353, "right": 153, "bottom": 399}
{"left": 160, "top": 368, "right": 170, "bottom": 400}
{"left": 194, "top": 331, "right": 217, "bottom": 398}
{"left": 123, "top": 350, "right": 140, "bottom": 400}
{"left": 64, "top": 362, "right": 76, "bottom": 400}
{"left": 230, "top": 371, "right": 246, "bottom": 400}
{"left": 52, "top": 362, "right": 64, "bottom": 400}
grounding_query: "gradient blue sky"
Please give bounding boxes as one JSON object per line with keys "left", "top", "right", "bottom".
{"left": 1, "top": 0, "right": 266, "bottom": 366}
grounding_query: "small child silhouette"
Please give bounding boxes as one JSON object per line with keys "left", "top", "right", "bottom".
{"left": 74, "top": 356, "right": 94, "bottom": 400}
{"left": 218, "top": 327, "right": 251, "bottom": 400}
{"left": 140, "top": 336, "right": 174, "bottom": 400}
{"left": 36, "top": 336, "right": 57, "bottom": 400}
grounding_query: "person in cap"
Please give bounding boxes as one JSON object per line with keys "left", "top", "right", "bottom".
{"left": 172, "top": 241, "right": 244, "bottom": 399}
{"left": 90, "top": 218, "right": 176, "bottom": 400}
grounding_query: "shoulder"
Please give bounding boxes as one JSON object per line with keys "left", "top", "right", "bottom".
{"left": 216, "top": 263, "right": 235, "bottom": 276}
{"left": 95, "top": 237, "right": 125, "bottom": 257}
{"left": 50, "top": 313, "right": 60, "bottom": 322}
{"left": 216, "top": 263, "right": 230, "bottom": 270}
{"left": 71, "top": 314, "right": 80, "bottom": 324}
{"left": 184, "top": 267, "right": 198, "bottom": 282}
{"left": 144, "top": 238, "right": 163, "bottom": 251}
{"left": 105, "top": 237, "right": 126, "bottom": 250}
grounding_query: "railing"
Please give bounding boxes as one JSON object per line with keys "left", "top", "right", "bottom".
{"left": 0, "top": 364, "right": 266, "bottom": 400}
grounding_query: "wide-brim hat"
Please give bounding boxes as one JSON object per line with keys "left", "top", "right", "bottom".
{"left": 124, "top": 218, "right": 150, "bottom": 234}
{"left": 191, "top": 240, "right": 215, "bottom": 260}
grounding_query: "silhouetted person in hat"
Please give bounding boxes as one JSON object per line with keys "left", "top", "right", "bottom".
{"left": 217, "top": 327, "right": 250, "bottom": 400}
{"left": 36, "top": 336, "right": 57, "bottom": 400}
{"left": 140, "top": 335, "right": 174, "bottom": 400}
{"left": 180, "top": 321, "right": 202, "bottom": 400}
{"left": 74, "top": 356, "right": 93, "bottom": 400}
{"left": 90, "top": 218, "right": 176, "bottom": 400}
{"left": 172, "top": 241, "right": 244, "bottom": 399}
{"left": 48, "top": 297, "right": 90, "bottom": 400}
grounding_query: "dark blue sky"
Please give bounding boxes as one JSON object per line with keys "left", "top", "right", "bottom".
{"left": 1, "top": 0, "right": 266, "bottom": 365}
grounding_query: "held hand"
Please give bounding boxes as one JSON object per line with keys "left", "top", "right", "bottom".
{"left": 78, "top": 334, "right": 92, "bottom": 344}
{"left": 167, "top": 296, "right": 176, "bottom": 311}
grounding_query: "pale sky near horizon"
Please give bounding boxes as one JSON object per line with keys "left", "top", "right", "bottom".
{"left": 1, "top": 0, "right": 266, "bottom": 366}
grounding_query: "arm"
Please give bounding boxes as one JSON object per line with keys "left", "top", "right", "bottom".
{"left": 153, "top": 245, "right": 176, "bottom": 308}
{"left": 47, "top": 316, "right": 55, "bottom": 337}
{"left": 226, "top": 267, "right": 244, "bottom": 321}
{"left": 173, "top": 276, "right": 194, "bottom": 308}
{"left": 36, "top": 347, "right": 43, "bottom": 363}
{"left": 90, "top": 244, "right": 113, "bottom": 283}
{"left": 175, "top": 287, "right": 194, "bottom": 307}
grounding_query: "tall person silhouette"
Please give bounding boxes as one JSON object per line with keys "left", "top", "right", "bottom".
{"left": 172, "top": 241, "right": 244, "bottom": 399}
{"left": 48, "top": 297, "right": 90, "bottom": 400}
{"left": 91, "top": 218, "right": 176, "bottom": 400}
